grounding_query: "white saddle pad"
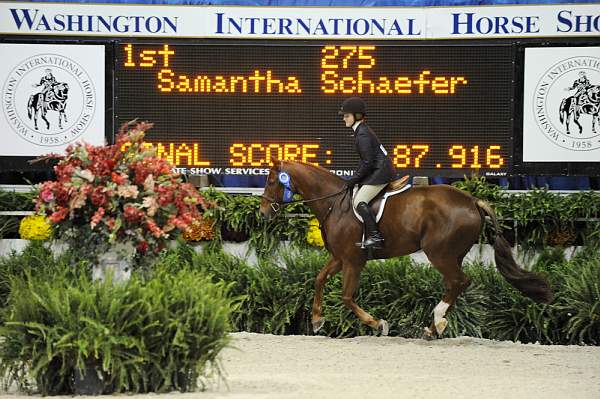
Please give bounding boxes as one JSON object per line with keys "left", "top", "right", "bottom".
{"left": 353, "top": 184, "right": 411, "bottom": 223}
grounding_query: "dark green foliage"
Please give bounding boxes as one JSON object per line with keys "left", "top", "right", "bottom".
{"left": 0, "top": 190, "right": 36, "bottom": 239}
{"left": 2, "top": 181, "right": 600, "bottom": 248}
{"left": 202, "top": 188, "right": 312, "bottom": 257}
{"left": 162, "top": 244, "right": 599, "bottom": 345}
{"left": 453, "top": 178, "right": 600, "bottom": 249}
{"left": 0, "top": 245, "right": 236, "bottom": 394}
{"left": 0, "top": 240, "right": 598, "bottom": 396}
{"left": 0, "top": 242, "right": 85, "bottom": 313}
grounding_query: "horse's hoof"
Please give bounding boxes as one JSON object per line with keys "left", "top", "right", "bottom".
{"left": 377, "top": 319, "right": 389, "bottom": 336}
{"left": 312, "top": 318, "right": 325, "bottom": 333}
{"left": 422, "top": 327, "right": 435, "bottom": 341}
{"left": 435, "top": 317, "right": 448, "bottom": 335}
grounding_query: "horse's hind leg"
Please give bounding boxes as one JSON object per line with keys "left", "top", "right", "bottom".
{"left": 311, "top": 256, "right": 342, "bottom": 333}
{"left": 341, "top": 261, "right": 389, "bottom": 336}
{"left": 574, "top": 111, "right": 583, "bottom": 134}
{"left": 424, "top": 256, "right": 471, "bottom": 339}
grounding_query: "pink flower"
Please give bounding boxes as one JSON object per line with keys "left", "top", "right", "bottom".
{"left": 41, "top": 189, "right": 54, "bottom": 202}
{"left": 146, "top": 219, "right": 164, "bottom": 238}
{"left": 91, "top": 207, "right": 105, "bottom": 229}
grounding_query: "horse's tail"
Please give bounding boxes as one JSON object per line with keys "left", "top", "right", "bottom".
{"left": 559, "top": 98, "right": 568, "bottom": 123}
{"left": 27, "top": 95, "right": 35, "bottom": 119}
{"left": 476, "top": 199, "right": 554, "bottom": 304}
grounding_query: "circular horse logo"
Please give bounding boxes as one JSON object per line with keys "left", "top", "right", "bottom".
{"left": 532, "top": 55, "right": 600, "bottom": 152}
{"left": 2, "top": 53, "right": 97, "bottom": 147}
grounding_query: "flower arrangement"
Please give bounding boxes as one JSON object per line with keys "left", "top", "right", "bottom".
{"left": 18, "top": 215, "right": 52, "bottom": 240}
{"left": 34, "top": 121, "right": 211, "bottom": 262}
{"left": 306, "top": 218, "right": 324, "bottom": 247}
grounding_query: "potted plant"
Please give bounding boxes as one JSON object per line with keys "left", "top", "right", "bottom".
{"left": 33, "top": 121, "right": 211, "bottom": 277}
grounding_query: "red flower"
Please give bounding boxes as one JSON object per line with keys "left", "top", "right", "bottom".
{"left": 49, "top": 207, "right": 68, "bottom": 223}
{"left": 137, "top": 240, "right": 149, "bottom": 253}
{"left": 104, "top": 217, "right": 116, "bottom": 230}
{"left": 91, "top": 186, "right": 107, "bottom": 207}
{"left": 111, "top": 172, "right": 127, "bottom": 185}
{"left": 124, "top": 204, "right": 142, "bottom": 222}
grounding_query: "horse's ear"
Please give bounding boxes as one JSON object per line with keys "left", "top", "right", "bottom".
{"left": 269, "top": 156, "right": 280, "bottom": 170}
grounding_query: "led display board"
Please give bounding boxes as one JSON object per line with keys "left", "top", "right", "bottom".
{"left": 115, "top": 43, "right": 514, "bottom": 177}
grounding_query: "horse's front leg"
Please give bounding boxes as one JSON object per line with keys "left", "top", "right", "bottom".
{"left": 341, "top": 261, "right": 389, "bottom": 336}
{"left": 41, "top": 110, "right": 50, "bottom": 130}
{"left": 311, "top": 256, "right": 341, "bottom": 333}
{"left": 574, "top": 110, "right": 583, "bottom": 134}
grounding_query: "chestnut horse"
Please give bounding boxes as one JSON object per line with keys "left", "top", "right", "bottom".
{"left": 259, "top": 160, "right": 553, "bottom": 338}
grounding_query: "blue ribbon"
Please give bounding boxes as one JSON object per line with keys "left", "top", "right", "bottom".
{"left": 278, "top": 172, "right": 294, "bottom": 203}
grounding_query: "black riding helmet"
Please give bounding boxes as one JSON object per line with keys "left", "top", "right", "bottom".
{"left": 338, "top": 97, "right": 366, "bottom": 119}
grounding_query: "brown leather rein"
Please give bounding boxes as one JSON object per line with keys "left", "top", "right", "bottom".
{"left": 262, "top": 186, "right": 349, "bottom": 213}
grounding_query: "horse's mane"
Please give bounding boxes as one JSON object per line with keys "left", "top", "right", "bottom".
{"left": 283, "top": 160, "right": 345, "bottom": 186}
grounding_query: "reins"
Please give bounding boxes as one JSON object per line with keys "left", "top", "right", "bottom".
{"left": 262, "top": 182, "right": 351, "bottom": 250}
{"left": 262, "top": 186, "right": 349, "bottom": 213}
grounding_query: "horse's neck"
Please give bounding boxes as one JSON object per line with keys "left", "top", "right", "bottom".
{"left": 287, "top": 164, "right": 345, "bottom": 221}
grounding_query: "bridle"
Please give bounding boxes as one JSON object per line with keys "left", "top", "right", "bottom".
{"left": 261, "top": 170, "right": 350, "bottom": 249}
{"left": 261, "top": 171, "right": 348, "bottom": 214}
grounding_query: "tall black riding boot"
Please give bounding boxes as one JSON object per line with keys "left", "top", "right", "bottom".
{"left": 355, "top": 202, "right": 384, "bottom": 250}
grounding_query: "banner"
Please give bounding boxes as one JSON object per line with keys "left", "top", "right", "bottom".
{"left": 0, "top": 43, "right": 105, "bottom": 156}
{"left": 523, "top": 46, "right": 600, "bottom": 162}
{"left": 0, "top": 2, "right": 598, "bottom": 39}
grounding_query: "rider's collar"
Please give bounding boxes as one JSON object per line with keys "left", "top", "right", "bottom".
{"left": 352, "top": 120, "right": 363, "bottom": 132}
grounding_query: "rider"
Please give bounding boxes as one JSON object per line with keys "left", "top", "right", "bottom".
{"left": 33, "top": 68, "right": 57, "bottom": 93}
{"left": 565, "top": 71, "right": 591, "bottom": 105}
{"left": 340, "top": 97, "right": 396, "bottom": 250}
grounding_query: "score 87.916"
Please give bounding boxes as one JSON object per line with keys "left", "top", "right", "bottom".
{"left": 390, "top": 144, "right": 505, "bottom": 169}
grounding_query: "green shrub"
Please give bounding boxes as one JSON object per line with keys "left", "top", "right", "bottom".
{"left": 555, "top": 249, "right": 600, "bottom": 345}
{"left": 0, "top": 262, "right": 236, "bottom": 394}
{"left": 0, "top": 242, "right": 86, "bottom": 315}
{"left": 185, "top": 244, "right": 599, "bottom": 345}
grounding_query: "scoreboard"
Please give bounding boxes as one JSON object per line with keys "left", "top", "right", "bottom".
{"left": 115, "top": 43, "right": 514, "bottom": 177}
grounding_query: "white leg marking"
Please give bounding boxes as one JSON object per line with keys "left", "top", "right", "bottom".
{"left": 434, "top": 301, "right": 450, "bottom": 335}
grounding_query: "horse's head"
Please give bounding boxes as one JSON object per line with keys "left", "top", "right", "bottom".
{"left": 588, "top": 85, "right": 600, "bottom": 103}
{"left": 54, "top": 82, "right": 69, "bottom": 97}
{"left": 260, "top": 158, "right": 290, "bottom": 220}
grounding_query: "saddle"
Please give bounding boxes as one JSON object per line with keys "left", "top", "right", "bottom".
{"left": 352, "top": 175, "right": 411, "bottom": 223}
